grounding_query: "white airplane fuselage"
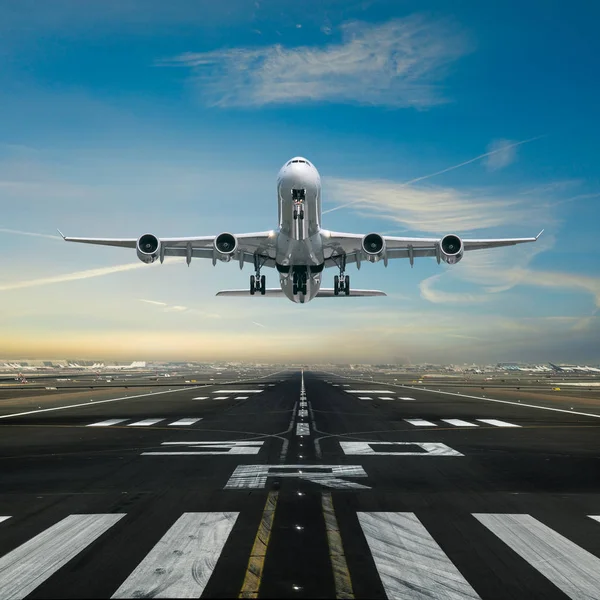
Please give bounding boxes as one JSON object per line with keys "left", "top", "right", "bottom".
{"left": 276, "top": 157, "right": 324, "bottom": 303}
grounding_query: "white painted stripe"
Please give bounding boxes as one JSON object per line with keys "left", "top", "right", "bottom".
{"left": 127, "top": 419, "right": 164, "bottom": 427}
{"left": 298, "top": 409, "right": 308, "bottom": 417}
{"left": 589, "top": 515, "right": 600, "bottom": 524}
{"left": 399, "top": 385, "right": 600, "bottom": 419}
{"left": 405, "top": 419, "right": 437, "bottom": 427}
{"left": 213, "top": 390, "right": 262, "bottom": 393}
{"left": 169, "top": 418, "right": 201, "bottom": 426}
{"left": 0, "top": 516, "right": 10, "bottom": 524}
{"left": 358, "top": 512, "right": 480, "bottom": 600}
{"left": 400, "top": 397, "right": 416, "bottom": 401}
{"left": 347, "top": 390, "right": 395, "bottom": 394}
{"left": 235, "top": 396, "right": 249, "bottom": 400}
{"left": 358, "top": 396, "right": 372, "bottom": 400}
{"left": 342, "top": 442, "right": 463, "bottom": 457}
{"left": 379, "top": 397, "right": 394, "bottom": 400}
{"left": 441, "top": 419, "right": 478, "bottom": 427}
{"left": 213, "top": 396, "right": 228, "bottom": 400}
{"left": 87, "top": 419, "right": 128, "bottom": 427}
{"left": 0, "top": 386, "right": 205, "bottom": 420}
{"left": 0, "top": 514, "right": 124, "bottom": 600}
{"left": 112, "top": 512, "right": 238, "bottom": 599}
{"left": 296, "top": 423, "right": 310, "bottom": 436}
{"left": 476, "top": 419, "right": 521, "bottom": 428}
{"left": 192, "top": 396, "right": 208, "bottom": 400}
{"left": 475, "top": 513, "right": 600, "bottom": 600}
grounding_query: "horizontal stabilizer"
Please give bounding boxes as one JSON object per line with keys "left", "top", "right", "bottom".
{"left": 216, "top": 288, "right": 386, "bottom": 298}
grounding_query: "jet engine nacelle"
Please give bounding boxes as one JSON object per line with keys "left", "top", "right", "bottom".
{"left": 362, "top": 233, "right": 386, "bottom": 263}
{"left": 439, "top": 234, "right": 464, "bottom": 264}
{"left": 136, "top": 234, "right": 161, "bottom": 264}
{"left": 213, "top": 232, "right": 238, "bottom": 262}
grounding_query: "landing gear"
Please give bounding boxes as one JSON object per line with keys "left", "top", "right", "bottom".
{"left": 292, "top": 267, "right": 308, "bottom": 295}
{"left": 250, "top": 255, "right": 267, "bottom": 295}
{"left": 332, "top": 256, "right": 350, "bottom": 296}
{"left": 292, "top": 189, "right": 306, "bottom": 220}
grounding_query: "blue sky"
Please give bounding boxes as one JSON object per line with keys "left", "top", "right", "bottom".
{"left": 1, "top": 0, "right": 599, "bottom": 364}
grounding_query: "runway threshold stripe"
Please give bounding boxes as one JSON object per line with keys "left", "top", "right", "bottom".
{"left": 589, "top": 516, "right": 600, "bottom": 524}
{"left": 127, "top": 419, "right": 164, "bottom": 427}
{"left": 0, "top": 517, "right": 10, "bottom": 524}
{"left": 0, "top": 513, "right": 124, "bottom": 600}
{"left": 168, "top": 418, "right": 201, "bottom": 426}
{"left": 400, "top": 397, "right": 416, "bottom": 401}
{"left": 441, "top": 419, "right": 478, "bottom": 427}
{"left": 347, "top": 390, "right": 395, "bottom": 394}
{"left": 476, "top": 419, "right": 521, "bottom": 428}
{"left": 112, "top": 512, "right": 238, "bottom": 599}
{"left": 322, "top": 493, "right": 354, "bottom": 599}
{"left": 358, "top": 397, "right": 372, "bottom": 400}
{"left": 239, "top": 492, "right": 279, "bottom": 599}
{"left": 192, "top": 396, "right": 208, "bottom": 400}
{"left": 213, "top": 390, "right": 263, "bottom": 393}
{"left": 474, "top": 514, "right": 600, "bottom": 600}
{"left": 87, "top": 419, "right": 128, "bottom": 427}
{"left": 358, "top": 512, "right": 480, "bottom": 600}
{"left": 405, "top": 419, "right": 437, "bottom": 427}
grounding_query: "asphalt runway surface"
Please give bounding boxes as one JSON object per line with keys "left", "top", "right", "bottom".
{"left": 1, "top": 370, "right": 600, "bottom": 599}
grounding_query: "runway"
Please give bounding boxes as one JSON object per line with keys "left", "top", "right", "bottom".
{"left": 1, "top": 369, "right": 600, "bottom": 599}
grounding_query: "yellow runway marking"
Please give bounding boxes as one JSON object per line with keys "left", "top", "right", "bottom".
{"left": 239, "top": 491, "right": 279, "bottom": 598}
{"left": 322, "top": 492, "right": 355, "bottom": 599}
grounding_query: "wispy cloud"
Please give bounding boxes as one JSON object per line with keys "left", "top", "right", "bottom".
{"left": 323, "top": 135, "right": 545, "bottom": 215}
{"left": 324, "top": 177, "right": 554, "bottom": 233}
{"left": 159, "top": 15, "right": 470, "bottom": 108}
{"left": 485, "top": 139, "right": 517, "bottom": 171}
{"left": 0, "top": 260, "right": 177, "bottom": 292}
{"left": 139, "top": 299, "right": 168, "bottom": 306}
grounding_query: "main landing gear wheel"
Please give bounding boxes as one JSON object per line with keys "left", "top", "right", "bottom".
{"left": 334, "top": 274, "right": 350, "bottom": 296}
{"left": 250, "top": 274, "right": 266, "bottom": 295}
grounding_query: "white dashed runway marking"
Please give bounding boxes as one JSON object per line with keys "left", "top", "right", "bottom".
{"left": 127, "top": 419, "right": 164, "bottom": 427}
{"left": 477, "top": 419, "right": 521, "bottom": 428}
{"left": 404, "top": 419, "right": 437, "bottom": 427}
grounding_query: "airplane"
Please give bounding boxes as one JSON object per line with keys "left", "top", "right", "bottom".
{"left": 59, "top": 156, "right": 543, "bottom": 304}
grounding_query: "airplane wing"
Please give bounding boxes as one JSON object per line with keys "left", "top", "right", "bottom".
{"left": 321, "top": 229, "right": 544, "bottom": 267}
{"left": 216, "top": 288, "right": 386, "bottom": 297}
{"left": 57, "top": 230, "right": 277, "bottom": 267}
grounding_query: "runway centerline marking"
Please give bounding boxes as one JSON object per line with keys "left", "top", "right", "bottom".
{"left": 358, "top": 512, "right": 480, "bottom": 600}
{"left": 475, "top": 513, "right": 600, "bottom": 600}
{"left": 0, "top": 386, "right": 206, "bottom": 420}
{"left": 112, "top": 512, "right": 238, "bottom": 599}
{"left": 0, "top": 514, "right": 125, "bottom": 600}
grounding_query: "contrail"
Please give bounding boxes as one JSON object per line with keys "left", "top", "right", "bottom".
{"left": 0, "top": 228, "right": 63, "bottom": 241}
{"left": 322, "top": 135, "right": 546, "bottom": 215}
{"left": 0, "top": 259, "right": 177, "bottom": 292}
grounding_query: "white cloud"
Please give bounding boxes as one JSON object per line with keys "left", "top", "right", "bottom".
{"left": 485, "top": 139, "right": 517, "bottom": 171}
{"left": 159, "top": 15, "right": 469, "bottom": 108}
{"left": 325, "top": 176, "right": 554, "bottom": 233}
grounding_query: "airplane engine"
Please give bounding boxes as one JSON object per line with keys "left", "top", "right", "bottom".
{"left": 362, "top": 233, "right": 386, "bottom": 263}
{"left": 214, "top": 232, "right": 238, "bottom": 262}
{"left": 439, "top": 234, "right": 464, "bottom": 264}
{"left": 136, "top": 234, "right": 161, "bottom": 264}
